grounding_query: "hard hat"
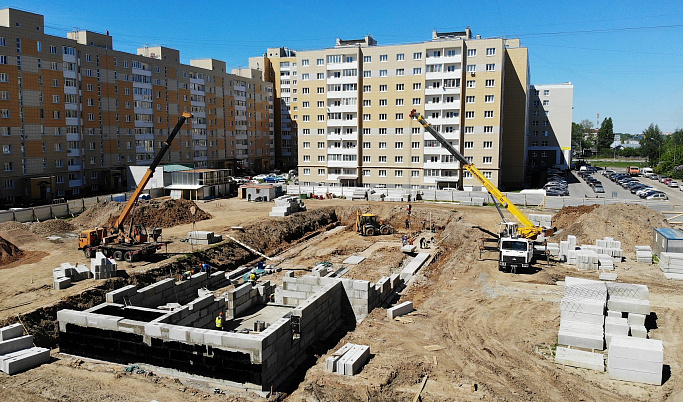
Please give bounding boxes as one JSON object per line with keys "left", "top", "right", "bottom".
{"left": 219, "top": 312, "right": 223, "bottom": 316}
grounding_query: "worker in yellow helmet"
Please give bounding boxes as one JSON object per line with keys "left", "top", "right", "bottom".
{"left": 215, "top": 312, "right": 223, "bottom": 331}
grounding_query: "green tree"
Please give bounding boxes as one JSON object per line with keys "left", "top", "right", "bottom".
{"left": 596, "top": 117, "right": 614, "bottom": 154}
{"left": 639, "top": 123, "right": 663, "bottom": 164}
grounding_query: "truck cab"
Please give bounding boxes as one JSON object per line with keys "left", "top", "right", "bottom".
{"left": 499, "top": 237, "right": 533, "bottom": 272}
{"left": 78, "top": 227, "right": 106, "bottom": 249}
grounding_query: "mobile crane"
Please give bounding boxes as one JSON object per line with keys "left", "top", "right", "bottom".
{"left": 78, "top": 112, "right": 192, "bottom": 262}
{"left": 409, "top": 109, "right": 553, "bottom": 272}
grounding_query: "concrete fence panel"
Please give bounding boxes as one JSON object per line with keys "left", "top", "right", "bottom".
{"left": 33, "top": 205, "right": 52, "bottom": 221}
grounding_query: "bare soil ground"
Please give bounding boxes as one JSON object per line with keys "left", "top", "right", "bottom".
{"left": 0, "top": 197, "right": 681, "bottom": 401}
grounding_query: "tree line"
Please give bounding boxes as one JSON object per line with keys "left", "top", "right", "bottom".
{"left": 572, "top": 119, "right": 683, "bottom": 178}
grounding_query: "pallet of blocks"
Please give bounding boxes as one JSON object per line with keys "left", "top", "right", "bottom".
{"left": 0, "top": 323, "right": 50, "bottom": 374}
{"left": 635, "top": 246, "right": 653, "bottom": 264}
{"left": 658, "top": 252, "right": 683, "bottom": 280}
{"left": 558, "top": 277, "right": 606, "bottom": 350}
{"left": 269, "top": 195, "right": 306, "bottom": 217}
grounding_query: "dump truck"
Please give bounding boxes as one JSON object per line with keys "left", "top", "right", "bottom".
{"left": 78, "top": 113, "right": 192, "bottom": 262}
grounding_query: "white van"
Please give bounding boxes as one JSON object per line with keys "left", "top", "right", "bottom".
{"left": 641, "top": 167, "right": 653, "bottom": 175}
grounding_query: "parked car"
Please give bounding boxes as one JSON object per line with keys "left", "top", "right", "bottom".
{"left": 636, "top": 187, "right": 654, "bottom": 197}
{"left": 593, "top": 185, "right": 605, "bottom": 193}
{"left": 647, "top": 193, "right": 668, "bottom": 200}
{"left": 660, "top": 176, "right": 670, "bottom": 183}
{"left": 640, "top": 190, "right": 659, "bottom": 198}
{"left": 668, "top": 181, "right": 679, "bottom": 188}
{"left": 650, "top": 174, "right": 659, "bottom": 180}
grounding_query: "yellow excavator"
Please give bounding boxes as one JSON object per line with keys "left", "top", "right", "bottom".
{"left": 78, "top": 112, "right": 192, "bottom": 262}
{"left": 410, "top": 109, "right": 554, "bottom": 272}
{"left": 356, "top": 211, "right": 394, "bottom": 236}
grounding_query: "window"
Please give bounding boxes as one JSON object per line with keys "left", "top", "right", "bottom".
{"left": 363, "top": 114, "right": 371, "bottom": 121}
{"left": 543, "top": 100, "right": 550, "bottom": 106}
{"left": 394, "top": 169, "right": 403, "bottom": 177}
{"left": 317, "top": 142, "right": 325, "bottom": 148}
{"left": 486, "top": 79, "right": 495, "bottom": 87}
{"left": 317, "top": 115, "right": 325, "bottom": 121}
{"left": 317, "top": 87, "right": 324, "bottom": 94}
{"left": 379, "top": 85, "right": 387, "bottom": 92}
{"left": 2, "top": 144, "right": 10, "bottom": 153}
{"left": 396, "top": 84, "right": 404, "bottom": 91}
{"left": 318, "top": 169, "right": 325, "bottom": 175}
{"left": 363, "top": 156, "right": 371, "bottom": 162}
{"left": 464, "top": 126, "right": 474, "bottom": 134}
{"left": 302, "top": 101, "right": 310, "bottom": 108}
{"left": 363, "top": 169, "right": 371, "bottom": 176}
{"left": 466, "top": 80, "right": 476, "bottom": 88}
{"left": 483, "top": 141, "right": 493, "bottom": 149}
{"left": 379, "top": 113, "right": 387, "bottom": 121}
{"left": 363, "top": 142, "right": 371, "bottom": 149}
{"left": 542, "top": 141, "right": 548, "bottom": 147}
{"left": 467, "top": 49, "right": 476, "bottom": 57}
{"left": 378, "top": 156, "right": 387, "bottom": 163}
{"left": 53, "top": 111, "right": 60, "bottom": 119}
{"left": 379, "top": 99, "right": 387, "bottom": 107}
{"left": 0, "top": 109, "right": 9, "bottom": 118}
{"left": 411, "top": 142, "right": 421, "bottom": 149}
{"left": 412, "top": 98, "right": 421, "bottom": 105}
{"left": 395, "top": 141, "right": 403, "bottom": 149}
{"left": 484, "top": 126, "right": 494, "bottom": 133}
{"left": 544, "top": 89, "right": 550, "bottom": 96}
{"left": 395, "top": 156, "right": 403, "bottom": 163}
{"left": 465, "top": 111, "right": 474, "bottom": 119}
{"left": 483, "top": 172, "right": 492, "bottom": 179}
{"left": 379, "top": 142, "right": 387, "bottom": 149}
{"left": 317, "top": 58, "right": 324, "bottom": 65}
{"left": 484, "top": 111, "right": 494, "bottom": 118}
{"left": 395, "top": 113, "right": 404, "bottom": 120}
{"left": 396, "top": 53, "right": 404, "bottom": 61}
{"left": 379, "top": 54, "right": 387, "bottom": 62}
{"left": 486, "top": 48, "right": 496, "bottom": 56}
{"left": 464, "top": 141, "right": 473, "bottom": 149}
{"left": 466, "top": 65, "right": 476, "bottom": 73}
{"left": 363, "top": 85, "right": 371, "bottom": 92}
{"left": 483, "top": 156, "right": 492, "bottom": 164}
{"left": 466, "top": 96, "right": 475, "bottom": 103}
{"left": 317, "top": 73, "right": 324, "bottom": 80}
{"left": 303, "top": 142, "right": 310, "bottom": 149}
{"left": 412, "top": 67, "right": 422, "bottom": 75}
{"left": 543, "top": 120, "right": 549, "bottom": 126}
{"left": 486, "top": 63, "right": 495, "bottom": 71}
{"left": 303, "top": 168, "right": 311, "bottom": 175}
{"left": 379, "top": 69, "right": 387, "bottom": 77}
{"left": 363, "top": 56, "right": 371, "bottom": 63}
{"left": 485, "top": 95, "right": 495, "bottom": 103}
{"left": 379, "top": 128, "right": 387, "bottom": 134}
{"left": 413, "top": 83, "right": 422, "bottom": 90}
{"left": 303, "top": 155, "right": 310, "bottom": 162}
{"left": 395, "top": 99, "right": 404, "bottom": 106}
{"left": 363, "top": 70, "right": 372, "bottom": 78}
{"left": 379, "top": 170, "right": 387, "bottom": 177}
{"left": 396, "top": 68, "right": 404, "bottom": 76}
{"left": 413, "top": 52, "right": 422, "bottom": 60}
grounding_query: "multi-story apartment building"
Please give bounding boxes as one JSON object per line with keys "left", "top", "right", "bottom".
{"left": 0, "top": 8, "right": 274, "bottom": 205}
{"left": 527, "top": 83, "right": 574, "bottom": 173}
{"left": 253, "top": 29, "right": 529, "bottom": 190}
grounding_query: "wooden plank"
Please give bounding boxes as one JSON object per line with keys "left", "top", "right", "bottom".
{"left": 423, "top": 345, "right": 445, "bottom": 351}
{"left": 412, "top": 376, "right": 428, "bottom": 402}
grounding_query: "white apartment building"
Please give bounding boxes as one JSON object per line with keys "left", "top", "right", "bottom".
{"left": 527, "top": 83, "right": 574, "bottom": 171}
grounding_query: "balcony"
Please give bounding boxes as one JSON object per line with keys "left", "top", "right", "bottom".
{"left": 68, "top": 164, "right": 81, "bottom": 172}
{"left": 68, "top": 179, "right": 82, "bottom": 187}
{"left": 425, "top": 54, "right": 462, "bottom": 64}
{"left": 327, "top": 160, "right": 358, "bottom": 168}
{"left": 328, "top": 147, "right": 358, "bottom": 155}
{"left": 327, "top": 104, "right": 357, "bottom": 113}
{"left": 326, "top": 75, "right": 358, "bottom": 85}
{"left": 425, "top": 86, "right": 460, "bottom": 96}
{"left": 327, "top": 118, "right": 357, "bottom": 127}
{"left": 67, "top": 148, "right": 81, "bottom": 157}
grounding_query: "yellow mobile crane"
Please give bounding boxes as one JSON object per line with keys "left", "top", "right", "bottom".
{"left": 78, "top": 113, "right": 192, "bottom": 262}
{"left": 410, "top": 109, "right": 553, "bottom": 272}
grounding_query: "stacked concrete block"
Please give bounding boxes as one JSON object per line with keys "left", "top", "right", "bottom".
{"left": 326, "top": 343, "right": 370, "bottom": 375}
{"left": 387, "top": 301, "right": 413, "bottom": 319}
{"left": 555, "top": 346, "right": 605, "bottom": 372}
{"left": 90, "top": 252, "right": 117, "bottom": 280}
{"left": 529, "top": 214, "right": 553, "bottom": 229}
{"left": 598, "top": 256, "right": 614, "bottom": 270}
{"left": 599, "top": 272, "right": 618, "bottom": 281}
{"left": 558, "top": 277, "right": 606, "bottom": 350}
{"left": 546, "top": 242, "right": 561, "bottom": 257}
{"left": 351, "top": 189, "right": 367, "bottom": 201}
{"left": 0, "top": 324, "right": 50, "bottom": 375}
{"left": 635, "top": 246, "right": 653, "bottom": 264}
{"left": 187, "top": 231, "right": 222, "bottom": 245}
{"left": 576, "top": 250, "right": 599, "bottom": 271}
{"left": 605, "top": 317, "right": 629, "bottom": 346}
{"left": 630, "top": 325, "right": 648, "bottom": 338}
{"left": 52, "top": 262, "right": 92, "bottom": 289}
{"left": 658, "top": 252, "right": 683, "bottom": 280}
{"left": 608, "top": 337, "right": 663, "bottom": 385}
{"left": 606, "top": 283, "right": 651, "bottom": 315}
{"left": 269, "top": 195, "right": 306, "bottom": 217}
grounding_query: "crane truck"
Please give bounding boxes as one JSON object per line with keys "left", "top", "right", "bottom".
{"left": 78, "top": 112, "right": 192, "bottom": 262}
{"left": 409, "top": 109, "right": 554, "bottom": 273}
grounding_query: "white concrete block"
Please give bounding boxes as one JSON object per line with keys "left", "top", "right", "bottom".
{"left": 560, "top": 310, "right": 605, "bottom": 325}
{"left": 629, "top": 325, "right": 648, "bottom": 339}
{"left": 627, "top": 313, "right": 646, "bottom": 327}
{"left": 560, "top": 298, "right": 606, "bottom": 315}
{"left": 343, "top": 344, "right": 370, "bottom": 376}
{"left": 605, "top": 317, "right": 629, "bottom": 337}
{"left": 558, "top": 329, "right": 604, "bottom": 350}
{"left": 606, "top": 283, "right": 649, "bottom": 300}
{"left": 143, "top": 323, "right": 163, "bottom": 337}
{"left": 168, "top": 326, "right": 189, "bottom": 342}
{"left": 555, "top": 347, "right": 604, "bottom": 372}
{"left": 607, "top": 365, "right": 661, "bottom": 385}
{"left": 0, "top": 335, "right": 34, "bottom": 355}
{"left": 0, "top": 323, "right": 24, "bottom": 341}
{"left": 326, "top": 343, "right": 355, "bottom": 373}
{"left": 0, "top": 347, "right": 50, "bottom": 375}
{"left": 607, "top": 297, "right": 650, "bottom": 315}
{"left": 387, "top": 301, "right": 413, "bottom": 319}
{"left": 609, "top": 337, "right": 663, "bottom": 363}
{"left": 560, "top": 320, "right": 605, "bottom": 336}
{"left": 607, "top": 310, "right": 622, "bottom": 319}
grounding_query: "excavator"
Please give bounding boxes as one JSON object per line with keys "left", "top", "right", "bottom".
{"left": 78, "top": 112, "right": 192, "bottom": 262}
{"left": 356, "top": 211, "right": 393, "bottom": 236}
{"left": 409, "top": 109, "right": 554, "bottom": 273}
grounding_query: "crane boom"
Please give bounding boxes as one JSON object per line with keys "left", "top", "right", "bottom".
{"left": 409, "top": 109, "right": 545, "bottom": 239}
{"left": 113, "top": 112, "right": 192, "bottom": 230}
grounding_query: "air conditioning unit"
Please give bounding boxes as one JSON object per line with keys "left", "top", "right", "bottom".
{"left": 470, "top": 71, "right": 476, "bottom": 76}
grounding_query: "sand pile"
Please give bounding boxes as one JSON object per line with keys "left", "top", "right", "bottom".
{"left": 72, "top": 199, "right": 212, "bottom": 229}
{"left": 29, "top": 219, "right": 76, "bottom": 235}
{"left": 0, "top": 235, "right": 22, "bottom": 266}
{"left": 552, "top": 203, "right": 669, "bottom": 251}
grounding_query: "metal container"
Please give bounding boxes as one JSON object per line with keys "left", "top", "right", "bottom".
{"left": 652, "top": 228, "right": 683, "bottom": 256}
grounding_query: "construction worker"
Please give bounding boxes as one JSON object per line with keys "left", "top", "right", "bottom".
{"left": 249, "top": 271, "right": 257, "bottom": 286}
{"left": 405, "top": 218, "right": 410, "bottom": 229}
{"left": 200, "top": 263, "right": 211, "bottom": 273}
{"left": 182, "top": 270, "right": 192, "bottom": 280}
{"left": 431, "top": 221, "right": 436, "bottom": 233}
{"left": 215, "top": 312, "right": 223, "bottom": 331}
{"left": 402, "top": 235, "right": 408, "bottom": 246}
{"left": 406, "top": 203, "right": 412, "bottom": 216}
{"left": 421, "top": 218, "right": 427, "bottom": 231}
{"left": 420, "top": 237, "right": 427, "bottom": 249}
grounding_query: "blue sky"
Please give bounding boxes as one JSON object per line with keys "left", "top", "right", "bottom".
{"left": 9, "top": 0, "right": 683, "bottom": 134}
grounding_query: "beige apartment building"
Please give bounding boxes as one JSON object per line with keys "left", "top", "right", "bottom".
{"left": 0, "top": 8, "right": 274, "bottom": 205}
{"left": 527, "top": 83, "right": 574, "bottom": 173}
{"left": 254, "top": 29, "right": 529, "bottom": 190}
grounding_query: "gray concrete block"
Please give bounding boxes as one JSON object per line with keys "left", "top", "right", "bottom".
{"left": 555, "top": 346, "right": 604, "bottom": 372}
{"left": 53, "top": 277, "right": 72, "bottom": 290}
{"left": 203, "top": 329, "right": 223, "bottom": 346}
{"left": 143, "top": 323, "right": 163, "bottom": 337}
{"left": 0, "top": 347, "right": 50, "bottom": 375}
{"left": 606, "top": 283, "right": 649, "bottom": 300}
{"left": 325, "top": 343, "right": 357, "bottom": 373}
{"left": 627, "top": 313, "right": 646, "bottom": 326}
{"left": 56, "top": 310, "right": 87, "bottom": 330}
{"left": 607, "top": 365, "right": 661, "bottom": 385}
{"left": 343, "top": 344, "right": 370, "bottom": 376}
{"left": 168, "top": 326, "right": 189, "bottom": 342}
{"left": 335, "top": 345, "right": 360, "bottom": 375}
{"left": 0, "top": 335, "right": 34, "bottom": 355}
{"left": 387, "top": 301, "right": 413, "bottom": 319}
{"left": 558, "top": 329, "right": 604, "bottom": 350}
{"left": 560, "top": 310, "right": 605, "bottom": 325}
{"left": 0, "top": 323, "right": 24, "bottom": 341}
{"left": 607, "top": 310, "right": 622, "bottom": 318}
{"left": 608, "top": 355, "right": 661, "bottom": 375}
{"left": 609, "top": 336, "right": 663, "bottom": 362}
{"left": 105, "top": 285, "right": 138, "bottom": 303}
{"left": 605, "top": 317, "right": 629, "bottom": 337}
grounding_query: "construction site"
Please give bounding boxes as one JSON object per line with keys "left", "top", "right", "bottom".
{"left": 0, "top": 191, "right": 680, "bottom": 401}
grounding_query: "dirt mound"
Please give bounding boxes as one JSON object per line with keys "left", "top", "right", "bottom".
{"left": 552, "top": 203, "right": 669, "bottom": 251}
{"left": 0, "top": 221, "right": 29, "bottom": 232}
{"left": 28, "top": 219, "right": 76, "bottom": 236}
{"left": 72, "top": 199, "right": 212, "bottom": 229}
{"left": 0, "top": 235, "right": 22, "bottom": 266}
